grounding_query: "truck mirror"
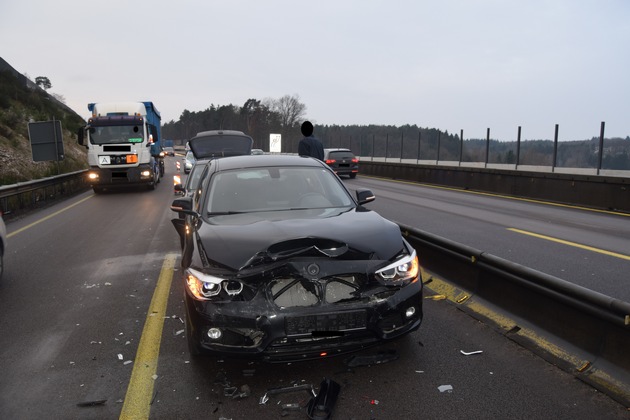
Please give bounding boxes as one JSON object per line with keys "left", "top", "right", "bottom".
{"left": 77, "top": 127, "right": 86, "bottom": 147}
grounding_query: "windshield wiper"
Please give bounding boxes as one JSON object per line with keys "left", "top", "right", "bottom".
{"left": 206, "top": 211, "right": 246, "bottom": 216}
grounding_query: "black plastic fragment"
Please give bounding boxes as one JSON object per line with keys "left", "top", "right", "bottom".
{"left": 76, "top": 399, "right": 107, "bottom": 407}
{"left": 306, "top": 379, "right": 341, "bottom": 420}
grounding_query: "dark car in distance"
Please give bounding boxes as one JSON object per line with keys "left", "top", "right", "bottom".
{"left": 171, "top": 151, "right": 423, "bottom": 363}
{"left": 323, "top": 148, "right": 359, "bottom": 178}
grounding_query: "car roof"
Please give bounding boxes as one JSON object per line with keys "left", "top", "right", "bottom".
{"left": 324, "top": 148, "right": 352, "bottom": 152}
{"left": 212, "top": 154, "right": 328, "bottom": 172}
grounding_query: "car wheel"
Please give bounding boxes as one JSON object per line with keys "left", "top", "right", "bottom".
{"left": 93, "top": 186, "right": 104, "bottom": 194}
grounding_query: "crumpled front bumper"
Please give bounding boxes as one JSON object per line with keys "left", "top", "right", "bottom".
{"left": 185, "top": 276, "right": 423, "bottom": 362}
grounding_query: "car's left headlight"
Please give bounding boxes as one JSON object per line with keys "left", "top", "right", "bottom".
{"left": 376, "top": 249, "right": 419, "bottom": 285}
{"left": 185, "top": 268, "right": 243, "bottom": 300}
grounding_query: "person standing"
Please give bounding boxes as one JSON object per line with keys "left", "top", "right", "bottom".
{"left": 298, "top": 121, "right": 324, "bottom": 161}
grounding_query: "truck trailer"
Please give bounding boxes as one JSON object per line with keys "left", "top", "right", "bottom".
{"left": 78, "top": 101, "right": 162, "bottom": 193}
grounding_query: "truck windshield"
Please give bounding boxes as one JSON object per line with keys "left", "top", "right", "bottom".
{"left": 89, "top": 125, "right": 144, "bottom": 145}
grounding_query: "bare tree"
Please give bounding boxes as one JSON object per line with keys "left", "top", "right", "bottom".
{"left": 270, "top": 94, "right": 307, "bottom": 128}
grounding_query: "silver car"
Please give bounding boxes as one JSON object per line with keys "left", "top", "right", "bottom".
{"left": 184, "top": 151, "right": 195, "bottom": 174}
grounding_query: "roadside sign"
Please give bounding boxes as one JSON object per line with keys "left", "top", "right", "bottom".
{"left": 28, "top": 120, "right": 64, "bottom": 162}
{"left": 270, "top": 133, "right": 281, "bottom": 153}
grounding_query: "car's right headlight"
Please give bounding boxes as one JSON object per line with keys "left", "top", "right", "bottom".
{"left": 375, "top": 249, "right": 419, "bottom": 285}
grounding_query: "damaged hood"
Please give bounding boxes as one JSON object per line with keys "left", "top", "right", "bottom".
{"left": 196, "top": 208, "right": 403, "bottom": 270}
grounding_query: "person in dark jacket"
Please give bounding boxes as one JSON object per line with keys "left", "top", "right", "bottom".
{"left": 298, "top": 121, "right": 324, "bottom": 161}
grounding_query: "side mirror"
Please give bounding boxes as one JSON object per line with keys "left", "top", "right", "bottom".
{"left": 356, "top": 188, "right": 375, "bottom": 205}
{"left": 171, "top": 197, "right": 197, "bottom": 216}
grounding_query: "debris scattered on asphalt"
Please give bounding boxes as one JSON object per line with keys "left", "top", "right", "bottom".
{"left": 460, "top": 350, "right": 483, "bottom": 356}
{"left": 425, "top": 294, "right": 447, "bottom": 300}
{"left": 117, "top": 354, "right": 123, "bottom": 360}
{"left": 259, "top": 383, "right": 316, "bottom": 405}
{"left": 344, "top": 349, "right": 398, "bottom": 367}
{"left": 77, "top": 399, "right": 107, "bottom": 407}
{"left": 438, "top": 385, "right": 453, "bottom": 393}
{"left": 175, "top": 329, "right": 184, "bottom": 336}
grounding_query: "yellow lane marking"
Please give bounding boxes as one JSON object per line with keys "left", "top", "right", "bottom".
{"left": 508, "top": 228, "right": 630, "bottom": 261}
{"left": 7, "top": 195, "right": 94, "bottom": 238}
{"left": 120, "top": 254, "right": 177, "bottom": 420}
{"left": 359, "top": 174, "right": 630, "bottom": 217}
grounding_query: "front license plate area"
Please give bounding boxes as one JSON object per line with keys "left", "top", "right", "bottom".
{"left": 285, "top": 310, "right": 366, "bottom": 336}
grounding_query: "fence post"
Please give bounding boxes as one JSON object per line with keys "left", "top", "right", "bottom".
{"left": 516, "top": 126, "right": 521, "bottom": 169}
{"left": 597, "top": 121, "right": 605, "bottom": 175}
{"left": 436, "top": 131, "right": 441, "bottom": 163}
{"left": 552, "top": 124, "right": 559, "bottom": 172}
{"left": 459, "top": 129, "right": 464, "bottom": 166}
{"left": 485, "top": 128, "right": 490, "bottom": 168}
{"left": 417, "top": 130, "right": 421, "bottom": 162}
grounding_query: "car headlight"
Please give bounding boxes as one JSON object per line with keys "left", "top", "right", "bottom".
{"left": 376, "top": 249, "right": 419, "bottom": 284}
{"left": 185, "top": 268, "right": 243, "bottom": 300}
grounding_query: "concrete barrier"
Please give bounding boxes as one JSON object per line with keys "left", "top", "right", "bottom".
{"left": 399, "top": 223, "right": 630, "bottom": 407}
{"left": 361, "top": 161, "right": 630, "bottom": 212}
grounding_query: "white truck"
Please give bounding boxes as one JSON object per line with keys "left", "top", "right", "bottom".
{"left": 78, "top": 101, "right": 162, "bottom": 193}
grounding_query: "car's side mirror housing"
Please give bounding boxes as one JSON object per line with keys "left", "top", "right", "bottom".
{"left": 174, "top": 183, "right": 185, "bottom": 193}
{"left": 356, "top": 188, "right": 375, "bottom": 205}
{"left": 171, "top": 197, "right": 197, "bottom": 216}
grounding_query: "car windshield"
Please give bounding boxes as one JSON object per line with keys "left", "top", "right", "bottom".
{"left": 206, "top": 166, "right": 354, "bottom": 214}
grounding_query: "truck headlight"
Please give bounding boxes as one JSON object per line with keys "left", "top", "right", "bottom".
{"left": 88, "top": 172, "right": 99, "bottom": 180}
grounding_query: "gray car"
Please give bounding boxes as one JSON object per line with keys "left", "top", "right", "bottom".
{"left": 323, "top": 148, "right": 359, "bottom": 178}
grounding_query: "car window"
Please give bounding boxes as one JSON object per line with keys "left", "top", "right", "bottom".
{"left": 206, "top": 167, "right": 354, "bottom": 214}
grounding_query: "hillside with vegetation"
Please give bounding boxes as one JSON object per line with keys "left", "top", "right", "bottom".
{"left": 0, "top": 70, "right": 87, "bottom": 186}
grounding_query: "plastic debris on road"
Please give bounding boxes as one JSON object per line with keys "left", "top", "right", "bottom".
{"left": 460, "top": 350, "right": 483, "bottom": 356}
{"left": 438, "top": 385, "right": 453, "bottom": 393}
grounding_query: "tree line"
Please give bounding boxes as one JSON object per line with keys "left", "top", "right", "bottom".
{"left": 162, "top": 96, "right": 630, "bottom": 170}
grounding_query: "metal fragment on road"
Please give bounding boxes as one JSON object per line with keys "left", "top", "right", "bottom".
{"left": 425, "top": 294, "right": 447, "bottom": 300}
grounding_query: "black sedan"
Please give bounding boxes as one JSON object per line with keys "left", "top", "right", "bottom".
{"left": 171, "top": 154, "right": 423, "bottom": 362}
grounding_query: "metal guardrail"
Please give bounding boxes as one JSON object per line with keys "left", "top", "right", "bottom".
{"left": 0, "top": 170, "right": 90, "bottom": 218}
{"left": 399, "top": 222, "right": 630, "bottom": 407}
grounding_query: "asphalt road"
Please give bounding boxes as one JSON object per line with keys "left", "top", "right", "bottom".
{"left": 344, "top": 175, "right": 630, "bottom": 302}
{"left": 0, "top": 160, "right": 628, "bottom": 419}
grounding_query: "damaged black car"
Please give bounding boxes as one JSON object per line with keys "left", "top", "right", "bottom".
{"left": 171, "top": 153, "right": 424, "bottom": 362}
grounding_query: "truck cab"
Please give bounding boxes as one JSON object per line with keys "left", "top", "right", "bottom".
{"left": 78, "top": 101, "right": 161, "bottom": 193}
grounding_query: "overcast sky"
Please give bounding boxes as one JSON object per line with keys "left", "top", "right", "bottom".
{"left": 1, "top": 0, "right": 629, "bottom": 141}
